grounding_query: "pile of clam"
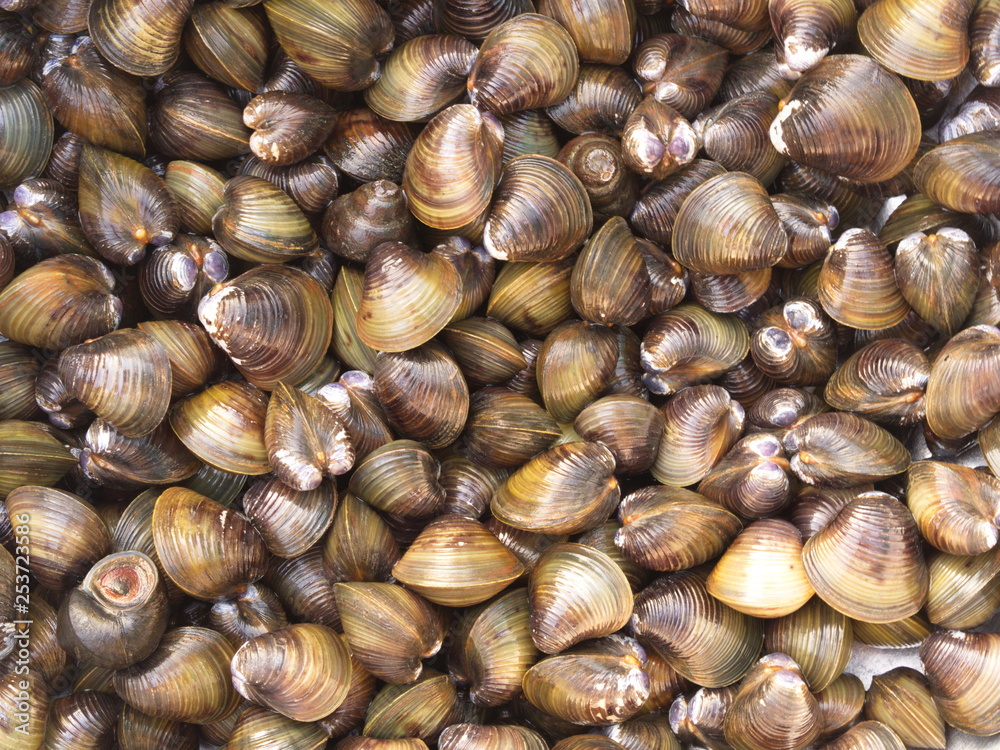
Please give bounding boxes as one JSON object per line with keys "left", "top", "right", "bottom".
{"left": 4, "top": 0, "right": 1000, "bottom": 747}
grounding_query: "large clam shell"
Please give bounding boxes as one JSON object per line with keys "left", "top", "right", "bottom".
{"left": 88, "top": 0, "right": 193, "bottom": 76}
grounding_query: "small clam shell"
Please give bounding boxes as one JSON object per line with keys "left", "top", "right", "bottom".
{"left": 264, "top": 383, "right": 354, "bottom": 490}
{"left": 241, "top": 153, "right": 340, "bottom": 219}
{"left": 574, "top": 395, "right": 664, "bottom": 474}
{"left": 784, "top": 412, "right": 910, "bottom": 488}
{"left": 183, "top": 2, "right": 269, "bottom": 91}
{"left": 864, "top": 667, "right": 946, "bottom": 750}
{"left": 483, "top": 154, "right": 593, "bottom": 263}
{"left": 570, "top": 217, "right": 651, "bottom": 326}
{"left": 502, "top": 109, "right": 562, "bottom": 163}
{"left": 631, "top": 569, "right": 764, "bottom": 688}
{"left": 152, "top": 487, "right": 270, "bottom": 600}
{"left": 439, "top": 317, "right": 526, "bottom": 390}
{"left": 651, "top": 385, "right": 745, "bottom": 487}
{"left": 485, "top": 517, "right": 565, "bottom": 576}
{"left": 463, "top": 387, "right": 560, "bottom": 470}
{"left": 905, "top": 461, "right": 1000, "bottom": 556}
{"left": 529, "top": 542, "right": 632, "bottom": 654}
{"left": 673, "top": 171, "right": 789, "bottom": 275}
{"left": 536, "top": 320, "right": 618, "bottom": 423}
{"left": 765, "top": 597, "right": 852, "bottom": 693}
{"left": 669, "top": 686, "right": 734, "bottom": 750}
{"left": 723, "top": 653, "right": 821, "bottom": 750}
{"left": 243, "top": 91, "right": 336, "bottom": 166}
{"left": 356, "top": 241, "right": 462, "bottom": 353}
{"left": 403, "top": 104, "right": 504, "bottom": 232}
{"left": 88, "top": 0, "right": 192, "bottom": 76}
{"left": 433, "top": 239, "right": 496, "bottom": 322}
{"left": 242, "top": 476, "right": 337, "bottom": 558}
{"left": 113, "top": 627, "right": 240, "bottom": 725}
{"left": 373, "top": 343, "right": 469, "bottom": 450}
{"left": 264, "top": 0, "right": 393, "bottom": 90}
{"left": 690, "top": 268, "right": 772, "bottom": 316}
{"left": 6, "top": 485, "right": 111, "bottom": 589}
{"left": 213, "top": 175, "right": 318, "bottom": 263}
{"left": 818, "top": 227, "right": 911, "bottom": 330}
{"left": 363, "top": 669, "right": 462, "bottom": 741}
{"left": 926, "top": 546, "right": 1000, "bottom": 630}
{"left": 40, "top": 35, "right": 146, "bottom": 157}
{"left": 0, "top": 421, "right": 75, "bottom": 499}
{"left": 546, "top": 63, "right": 642, "bottom": 136}
{"left": 169, "top": 380, "right": 270, "bottom": 475}
{"left": 698, "top": 432, "right": 795, "bottom": 518}
{"left": 802, "top": 491, "right": 928, "bottom": 622}
{"left": 487, "top": 257, "right": 575, "bottom": 337}
{"left": 770, "top": 55, "right": 921, "bottom": 183}
{"left": 851, "top": 613, "right": 931, "bottom": 649}
{"left": 972, "top": 0, "right": 1000, "bottom": 86}
{"left": 265, "top": 547, "right": 341, "bottom": 630}
{"left": 320, "top": 649, "right": 377, "bottom": 739}
{"left": 0, "top": 341, "right": 39, "bottom": 422}
{"left": 468, "top": 14, "right": 579, "bottom": 115}
{"left": 815, "top": 673, "right": 865, "bottom": 742}
{"left": 857, "top": 0, "right": 975, "bottom": 81}
{"left": 536, "top": 0, "right": 633, "bottom": 64}
{"left": 772, "top": 193, "right": 839, "bottom": 269}
{"left": 224, "top": 705, "right": 327, "bottom": 749}
{"left": 365, "top": 34, "right": 478, "bottom": 122}
{"left": 440, "top": 454, "right": 510, "bottom": 518}
{"left": 325, "top": 107, "right": 417, "bottom": 184}
{"left": 322, "top": 180, "right": 414, "bottom": 265}
{"left": 777, "top": 160, "right": 879, "bottom": 228}
{"left": 439, "top": 724, "right": 549, "bottom": 750}
{"left": 59, "top": 328, "right": 172, "bottom": 438}
{"left": 450, "top": 587, "right": 538, "bottom": 707}
{"left": 136, "top": 319, "right": 225, "bottom": 399}
{"left": 925, "top": 325, "right": 1000, "bottom": 439}
{"left": 920, "top": 630, "right": 1000, "bottom": 736}
{"left": 579, "top": 521, "right": 650, "bottom": 593}
{"left": 80, "top": 418, "right": 200, "bottom": 488}
{"left": 820, "top": 721, "right": 906, "bottom": 750}
{"left": 769, "top": 0, "right": 856, "bottom": 77}
{"left": 717, "top": 355, "right": 777, "bottom": 409}
{"left": 323, "top": 491, "right": 399, "bottom": 581}
{"left": 632, "top": 33, "right": 728, "bottom": 118}
{"left": 78, "top": 144, "right": 178, "bottom": 266}
{"left": 348, "top": 439, "right": 446, "bottom": 518}
{"left": 615, "top": 486, "right": 742, "bottom": 572}
{"left": 695, "top": 91, "right": 785, "bottom": 185}
{"left": 164, "top": 161, "right": 226, "bottom": 236}
{"left": 750, "top": 298, "right": 836, "bottom": 386}
{"left": 117, "top": 703, "right": 200, "bottom": 749}
{"left": 491, "top": 441, "right": 620, "bottom": 535}
{"left": 148, "top": 70, "right": 251, "bottom": 161}
{"left": 210, "top": 582, "right": 288, "bottom": 648}
{"left": 913, "top": 131, "right": 1000, "bottom": 214}
{"left": 640, "top": 303, "right": 750, "bottom": 395}
{"left": 629, "top": 158, "right": 727, "bottom": 246}
{"left": 717, "top": 49, "right": 793, "bottom": 101}
{"left": 823, "top": 339, "right": 929, "bottom": 426}
{"left": 707, "top": 519, "right": 813, "bottom": 618}
{"left": 317, "top": 371, "right": 394, "bottom": 462}
{"left": 0, "top": 674, "right": 45, "bottom": 747}
{"left": 138, "top": 236, "right": 229, "bottom": 323}
{"left": 894, "top": 228, "right": 980, "bottom": 337}
{"left": 602, "top": 712, "right": 679, "bottom": 750}
{"left": 521, "top": 645, "right": 650, "bottom": 726}
{"left": 621, "top": 97, "right": 699, "bottom": 181}
{"left": 331, "top": 266, "right": 378, "bottom": 374}
{"left": 199, "top": 265, "right": 332, "bottom": 390}
{"left": 231, "top": 623, "right": 352, "bottom": 722}
{"left": 392, "top": 514, "right": 524, "bottom": 607}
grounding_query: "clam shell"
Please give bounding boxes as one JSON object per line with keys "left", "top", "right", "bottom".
{"left": 864, "top": 667, "right": 946, "bottom": 750}
{"left": 243, "top": 476, "right": 337, "bottom": 558}
{"left": 163, "top": 161, "right": 226, "bottom": 236}
{"left": 695, "top": 91, "right": 785, "bottom": 185}
{"left": 802, "top": 491, "right": 928, "bottom": 622}
{"left": 323, "top": 492, "right": 399, "bottom": 582}
{"left": 439, "top": 724, "right": 549, "bottom": 750}
{"left": 199, "top": 264, "right": 333, "bottom": 391}
{"left": 138, "top": 236, "right": 229, "bottom": 322}
{"left": 468, "top": 14, "right": 579, "bottom": 115}
{"left": 491, "top": 441, "right": 620, "bottom": 535}
{"left": 574, "top": 395, "right": 664, "bottom": 474}
{"left": 537, "top": 320, "right": 618, "bottom": 423}
{"left": 348, "top": 439, "right": 445, "bottom": 518}
{"left": 78, "top": 145, "right": 177, "bottom": 266}
{"left": 392, "top": 514, "right": 525, "bottom": 607}
{"left": 772, "top": 192, "right": 839, "bottom": 269}
{"left": 769, "top": 0, "right": 856, "bottom": 77}
{"left": 536, "top": 0, "right": 633, "bottom": 64}
{"left": 820, "top": 721, "right": 906, "bottom": 750}
{"left": 629, "top": 158, "right": 727, "bottom": 246}
{"left": 169, "top": 380, "right": 270, "bottom": 475}
{"left": 815, "top": 673, "right": 865, "bottom": 741}
{"left": 621, "top": 97, "right": 699, "bottom": 181}
{"left": 463, "top": 387, "right": 560, "bottom": 469}
{"left": 698, "top": 432, "right": 795, "bottom": 518}
{"left": 905, "top": 461, "right": 1000, "bottom": 556}
{"left": 707, "top": 519, "right": 814, "bottom": 618}
{"left": 356, "top": 241, "right": 462, "bottom": 352}
{"left": 632, "top": 33, "right": 728, "bottom": 118}
{"left": 183, "top": 2, "right": 269, "bottom": 91}
{"left": 769, "top": 55, "right": 921, "bottom": 183}
{"left": 546, "top": 63, "right": 642, "bottom": 136}
{"left": 920, "top": 630, "right": 1000, "bottom": 736}
{"left": 722, "top": 653, "right": 821, "bottom": 750}
{"left": 264, "top": 0, "right": 393, "bottom": 90}
{"left": 631, "top": 569, "right": 763, "bottom": 688}
{"left": 764, "top": 597, "right": 852, "bottom": 692}
{"left": 616, "top": 486, "right": 742, "bottom": 571}
{"left": 483, "top": 154, "right": 593, "bottom": 263}
{"left": 244, "top": 91, "right": 336, "bottom": 166}
{"left": 363, "top": 669, "right": 462, "bottom": 741}
{"left": 925, "top": 325, "right": 1000, "bottom": 439}
{"left": 326, "top": 107, "right": 417, "bottom": 184}
{"left": 152, "top": 487, "right": 270, "bottom": 600}
{"left": 80, "top": 418, "right": 200, "bottom": 488}
{"left": 113, "top": 626, "right": 240, "bottom": 725}
{"left": 558, "top": 133, "right": 638, "bottom": 225}
{"left": 925, "top": 546, "right": 1000, "bottom": 629}
{"left": 59, "top": 328, "right": 172, "bottom": 438}
{"left": 529, "top": 542, "right": 632, "bottom": 654}
{"left": 913, "top": 131, "right": 1000, "bottom": 214}
{"left": 487, "top": 257, "right": 575, "bottom": 337}
{"left": 88, "top": 0, "right": 193, "bottom": 76}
